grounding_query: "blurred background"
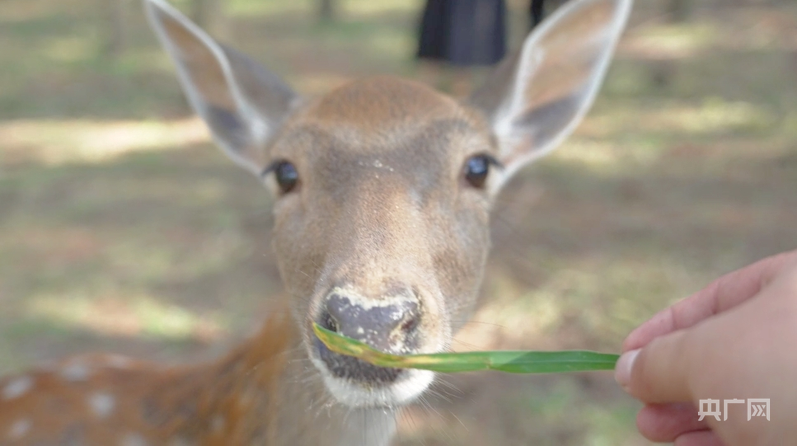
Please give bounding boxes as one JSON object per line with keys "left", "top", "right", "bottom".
{"left": 1, "top": 0, "right": 796, "bottom": 444}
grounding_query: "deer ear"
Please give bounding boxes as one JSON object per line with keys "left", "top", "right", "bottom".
{"left": 144, "top": 0, "right": 298, "bottom": 176}
{"left": 470, "top": 0, "right": 632, "bottom": 186}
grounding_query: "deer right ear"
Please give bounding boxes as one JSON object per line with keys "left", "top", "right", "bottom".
{"left": 144, "top": 0, "right": 299, "bottom": 176}
{"left": 470, "top": 0, "right": 632, "bottom": 190}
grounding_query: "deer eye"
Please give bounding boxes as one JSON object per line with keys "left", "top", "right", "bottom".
{"left": 463, "top": 154, "right": 500, "bottom": 189}
{"left": 263, "top": 161, "right": 299, "bottom": 194}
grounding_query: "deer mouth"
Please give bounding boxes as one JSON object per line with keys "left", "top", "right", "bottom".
{"left": 315, "top": 338, "right": 404, "bottom": 382}
{"left": 305, "top": 286, "right": 442, "bottom": 407}
{"left": 310, "top": 338, "right": 435, "bottom": 408}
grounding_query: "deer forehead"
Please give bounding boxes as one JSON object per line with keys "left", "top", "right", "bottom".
{"left": 271, "top": 77, "right": 495, "bottom": 184}
{"left": 308, "top": 76, "right": 472, "bottom": 127}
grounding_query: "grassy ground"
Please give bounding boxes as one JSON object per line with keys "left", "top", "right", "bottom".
{"left": 2, "top": 0, "right": 796, "bottom": 444}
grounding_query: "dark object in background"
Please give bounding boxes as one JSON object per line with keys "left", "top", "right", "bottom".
{"left": 417, "top": 0, "right": 507, "bottom": 67}
{"left": 530, "top": 0, "right": 545, "bottom": 28}
{"left": 531, "top": 0, "right": 573, "bottom": 30}
{"left": 318, "top": 0, "right": 335, "bottom": 22}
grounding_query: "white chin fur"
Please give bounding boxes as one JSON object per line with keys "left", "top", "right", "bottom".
{"left": 310, "top": 356, "right": 435, "bottom": 408}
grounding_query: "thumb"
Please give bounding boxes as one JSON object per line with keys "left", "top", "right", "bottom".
{"left": 615, "top": 329, "right": 695, "bottom": 403}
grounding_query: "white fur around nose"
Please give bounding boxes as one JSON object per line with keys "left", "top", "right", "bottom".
{"left": 315, "top": 365, "right": 435, "bottom": 408}
{"left": 325, "top": 286, "right": 416, "bottom": 310}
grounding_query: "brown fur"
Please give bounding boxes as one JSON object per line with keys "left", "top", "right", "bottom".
{"left": 0, "top": 305, "right": 294, "bottom": 445}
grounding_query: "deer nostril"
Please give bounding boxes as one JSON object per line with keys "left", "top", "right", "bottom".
{"left": 318, "top": 292, "right": 422, "bottom": 354}
{"left": 320, "top": 310, "right": 340, "bottom": 333}
{"left": 399, "top": 314, "right": 419, "bottom": 335}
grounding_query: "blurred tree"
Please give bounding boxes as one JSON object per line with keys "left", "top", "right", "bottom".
{"left": 318, "top": 0, "right": 336, "bottom": 22}
{"left": 104, "top": 0, "right": 130, "bottom": 57}
{"left": 668, "top": 0, "right": 690, "bottom": 22}
{"left": 652, "top": 0, "right": 691, "bottom": 88}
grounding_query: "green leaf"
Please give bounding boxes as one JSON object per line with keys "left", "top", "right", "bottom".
{"left": 313, "top": 323, "right": 619, "bottom": 374}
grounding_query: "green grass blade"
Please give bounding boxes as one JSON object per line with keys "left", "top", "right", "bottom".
{"left": 313, "top": 323, "right": 619, "bottom": 374}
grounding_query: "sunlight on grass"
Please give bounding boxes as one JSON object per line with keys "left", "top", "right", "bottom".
{"left": 363, "top": 29, "right": 415, "bottom": 63}
{"left": 580, "top": 98, "right": 775, "bottom": 147}
{"left": 0, "top": 0, "right": 80, "bottom": 22}
{"left": 342, "top": 0, "right": 419, "bottom": 16}
{"left": 1, "top": 118, "right": 210, "bottom": 165}
{"left": 584, "top": 404, "right": 639, "bottom": 446}
{"left": 112, "top": 48, "right": 177, "bottom": 76}
{"left": 648, "top": 98, "right": 773, "bottom": 134}
{"left": 552, "top": 139, "right": 633, "bottom": 173}
{"left": 548, "top": 97, "right": 776, "bottom": 176}
{"left": 623, "top": 23, "right": 718, "bottom": 59}
{"left": 783, "top": 112, "right": 797, "bottom": 138}
{"left": 228, "top": 0, "right": 418, "bottom": 17}
{"left": 105, "top": 229, "right": 248, "bottom": 284}
{"left": 228, "top": 0, "right": 307, "bottom": 16}
{"left": 588, "top": 98, "right": 774, "bottom": 137}
{"left": 44, "top": 34, "right": 95, "bottom": 64}
{"left": 27, "top": 293, "right": 225, "bottom": 341}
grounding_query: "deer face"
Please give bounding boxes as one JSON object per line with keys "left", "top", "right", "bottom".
{"left": 145, "top": 0, "right": 632, "bottom": 409}
{"left": 266, "top": 79, "right": 497, "bottom": 406}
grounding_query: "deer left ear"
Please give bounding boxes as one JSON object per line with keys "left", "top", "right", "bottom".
{"left": 470, "top": 0, "right": 632, "bottom": 189}
{"left": 144, "top": 0, "right": 299, "bottom": 177}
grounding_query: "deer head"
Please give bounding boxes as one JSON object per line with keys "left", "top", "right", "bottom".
{"left": 145, "top": 0, "right": 632, "bottom": 411}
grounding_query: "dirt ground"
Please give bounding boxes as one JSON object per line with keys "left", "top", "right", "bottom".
{"left": 1, "top": 0, "right": 796, "bottom": 444}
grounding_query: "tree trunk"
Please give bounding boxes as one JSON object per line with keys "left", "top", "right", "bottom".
{"left": 104, "top": 0, "right": 128, "bottom": 58}
{"left": 318, "top": 0, "right": 335, "bottom": 22}
{"left": 668, "top": 0, "right": 690, "bottom": 22}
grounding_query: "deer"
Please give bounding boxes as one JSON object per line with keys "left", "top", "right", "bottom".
{"left": 0, "top": 0, "right": 632, "bottom": 444}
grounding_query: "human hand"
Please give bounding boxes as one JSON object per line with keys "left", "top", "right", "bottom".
{"left": 615, "top": 251, "right": 797, "bottom": 445}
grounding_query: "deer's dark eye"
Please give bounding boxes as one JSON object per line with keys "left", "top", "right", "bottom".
{"left": 275, "top": 162, "right": 298, "bottom": 193}
{"left": 463, "top": 154, "right": 500, "bottom": 189}
{"left": 263, "top": 161, "right": 299, "bottom": 194}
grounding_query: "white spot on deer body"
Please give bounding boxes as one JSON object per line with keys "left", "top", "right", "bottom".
{"left": 106, "top": 355, "right": 133, "bottom": 368}
{"left": 60, "top": 362, "right": 91, "bottom": 382}
{"left": 89, "top": 391, "right": 116, "bottom": 418}
{"left": 7, "top": 419, "right": 32, "bottom": 440}
{"left": 210, "top": 415, "right": 225, "bottom": 433}
{"left": 169, "top": 437, "right": 194, "bottom": 446}
{"left": 121, "top": 432, "right": 149, "bottom": 446}
{"left": 2, "top": 376, "right": 33, "bottom": 400}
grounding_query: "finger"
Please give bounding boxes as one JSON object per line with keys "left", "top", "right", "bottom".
{"left": 674, "top": 430, "right": 726, "bottom": 446}
{"left": 616, "top": 331, "right": 693, "bottom": 403}
{"left": 636, "top": 403, "right": 709, "bottom": 442}
{"left": 623, "top": 250, "right": 797, "bottom": 352}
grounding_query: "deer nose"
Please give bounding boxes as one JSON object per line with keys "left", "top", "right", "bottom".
{"left": 317, "top": 290, "right": 421, "bottom": 354}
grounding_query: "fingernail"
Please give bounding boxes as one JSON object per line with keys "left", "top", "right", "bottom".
{"left": 614, "top": 348, "right": 640, "bottom": 391}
